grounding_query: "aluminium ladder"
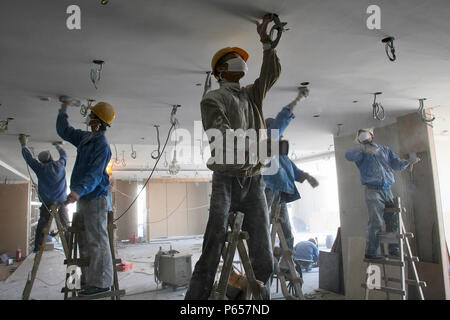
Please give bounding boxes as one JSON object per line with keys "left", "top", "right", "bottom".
{"left": 362, "top": 197, "right": 426, "bottom": 300}
{"left": 270, "top": 202, "right": 304, "bottom": 300}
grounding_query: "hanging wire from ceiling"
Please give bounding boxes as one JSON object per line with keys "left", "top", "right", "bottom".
{"left": 417, "top": 98, "right": 436, "bottom": 128}
{"left": 113, "top": 105, "right": 181, "bottom": 223}
{"left": 336, "top": 124, "right": 343, "bottom": 137}
{"left": 90, "top": 60, "right": 105, "bottom": 90}
{"left": 372, "top": 92, "right": 386, "bottom": 121}
{"left": 121, "top": 150, "right": 127, "bottom": 167}
{"left": 382, "top": 36, "right": 397, "bottom": 62}
{"left": 151, "top": 125, "right": 161, "bottom": 160}
{"left": 113, "top": 144, "right": 121, "bottom": 166}
{"left": 130, "top": 144, "right": 137, "bottom": 159}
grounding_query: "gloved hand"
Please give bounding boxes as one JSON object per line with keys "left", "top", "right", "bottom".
{"left": 257, "top": 14, "right": 274, "bottom": 43}
{"left": 297, "top": 86, "right": 309, "bottom": 100}
{"left": 361, "top": 144, "right": 380, "bottom": 155}
{"left": 305, "top": 173, "right": 319, "bottom": 188}
{"left": 18, "top": 134, "right": 28, "bottom": 147}
{"left": 408, "top": 157, "right": 421, "bottom": 166}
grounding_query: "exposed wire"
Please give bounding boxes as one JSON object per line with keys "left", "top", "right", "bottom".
{"left": 417, "top": 98, "right": 435, "bottom": 127}
{"left": 131, "top": 144, "right": 137, "bottom": 159}
{"left": 121, "top": 150, "right": 127, "bottom": 167}
{"left": 113, "top": 144, "right": 121, "bottom": 165}
{"left": 372, "top": 92, "right": 385, "bottom": 121}
{"left": 382, "top": 37, "right": 397, "bottom": 62}
{"left": 151, "top": 125, "right": 161, "bottom": 160}
{"left": 114, "top": 122, "right": 175, "bottom": 223}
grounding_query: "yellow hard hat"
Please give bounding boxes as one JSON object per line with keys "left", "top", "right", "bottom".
{"left": 211, "top": 47, "right": 249, "bottom": 80}
{"left": 89, "top": 102, "right": 116, "bottom": 126}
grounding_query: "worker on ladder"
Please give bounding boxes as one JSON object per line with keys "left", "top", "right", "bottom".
{"left": 345, "top": 129, "right": 421, "bottom": 260}
{"left": 263, "top": 89, "right": 319, "bottom": 294}
{"left": 56, "top": 100, "right": 116, "bottom": 296}
{"left": 185, "top": 15, "right": 281, "bottom": 300}
{"left": 19, "top": 136, "right": 69, "bottom": 252}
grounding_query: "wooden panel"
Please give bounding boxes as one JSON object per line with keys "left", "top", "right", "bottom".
{"left": 114, "top": 180, "right": 138, "bottom": 241}
{"left": 0, "top": 183, "right": 30, "bottom": 256}
{"left": 186, "top": 182, "right": 209, "bottom": 236}
{"left": 167, "top": 183, "right": 188, "bottom": 237}
{"left": 147, "top": 182, "right": 167, "bottom": 239}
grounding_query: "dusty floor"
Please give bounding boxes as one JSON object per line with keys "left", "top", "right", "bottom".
{"left": 0, "top": 236, "right": 344, "bottom": 300}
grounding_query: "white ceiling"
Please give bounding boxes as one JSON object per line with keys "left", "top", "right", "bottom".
{"left": 1, "top": 0, "right": 450, "bottom": 181}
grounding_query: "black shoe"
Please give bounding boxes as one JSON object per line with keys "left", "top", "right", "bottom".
{"left": 365, "top": 254, "right": 385, "bottom": 261}
{"left": 389, "top": 250, "right": 401, "bottom": 258}
{"left": 78, "top": 287, "right": 109, "bottom": 296}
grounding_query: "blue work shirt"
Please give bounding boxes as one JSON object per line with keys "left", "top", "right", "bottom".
{"left": 21, "top": 146, "right": 67, "bottom": 205}
{"left": 345, "top": 142, "right": 409, "bottom": 190}
{"left": 56, "top": 109, "right": 112, "bottom": 200}
{"left": 263, "top": 106, "right": 307, "bottom": 203}
{"left": 294, "top": 241, "right": 319, "bottom": 263}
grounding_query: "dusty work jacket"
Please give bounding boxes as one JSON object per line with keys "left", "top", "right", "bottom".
{"left": 21, "top": 146, "right": 67, "bottom": 205}
{"left": 201, "top": 48, "right": 281, "bottom": 177}
{"left": 264, "top": 106, "right": 307, "bottom": 203}
{"left": 56, "top": 109, "right": 112, "bottom": 200}
{"left": 345, "top": 142, "right": 409, "bottom": 190}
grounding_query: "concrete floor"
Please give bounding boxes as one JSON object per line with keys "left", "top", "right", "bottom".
{"left": 0, "top": 236, "right": 344, "bottom": 300}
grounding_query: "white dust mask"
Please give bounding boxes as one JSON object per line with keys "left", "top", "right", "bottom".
{"left": 226, "top": 57, "right": 248, "bottom": 74}
{"left": 358, "top": 131, "right": 372, "bottom": 143}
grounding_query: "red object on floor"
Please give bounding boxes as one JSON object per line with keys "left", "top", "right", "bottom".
{"left": 116, "top": 259, "right": 133, "bottom": 272}
{"left": 130, "top": 234, "right": 137, "bottom": 244}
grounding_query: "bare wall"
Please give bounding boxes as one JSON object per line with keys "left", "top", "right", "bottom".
{"left": 0, "top": 183, "right": 30, "bottom": 256}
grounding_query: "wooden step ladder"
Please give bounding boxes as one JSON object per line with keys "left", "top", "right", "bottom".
{"left": 22, "top": 204, "right": 125, "bottom": 300}
{"left": 270, "top": 202, "right": 304, "bottom": 300}
{"left": 213, "top": 212, "right": 263, "bottom": 300}
{"left": 62, "top": 210, "right": 125, "bottom": 300}
{"left": 362, "top": 197, "right": 426, "bottom": 300}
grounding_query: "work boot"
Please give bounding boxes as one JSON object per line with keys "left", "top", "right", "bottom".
{"left": 78, "top": 286, "right": 109, "bottom": 296}
{"left": 364, "top": 254, "right": 385, "bottom": 261}
{"left": 389, "top": 248, "right": 401, "bottom": 258}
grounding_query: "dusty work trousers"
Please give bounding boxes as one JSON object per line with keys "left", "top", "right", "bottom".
{"left": 264, "top": 189, "right": 294, "bottom": 251}
{"left": 74, "top": 196, "right": 113, "bottom": 289}
{"left": 34, "top": 203, "right": 69, "bottom": 252}
{"left": 365, "top": 187, "right": 400, "bottom": 256}
{"left": 185, "top": 173, "right": 273, "bottom": 300}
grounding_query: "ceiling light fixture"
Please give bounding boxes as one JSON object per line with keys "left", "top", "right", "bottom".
{"left": 101, "top": 0, "right": 109, "bottom": 5}
{"left": 382, "top": 36, "right": 397, "bottom": 62}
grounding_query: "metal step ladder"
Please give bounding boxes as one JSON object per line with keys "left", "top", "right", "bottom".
{"left": 213, "top": 212, "right": 263, "bottom": 300}
{"left": 362, "top": 197, "right": 426, "bottom": 300}
{"left": 270, "top": 202, "right": 304, "bottom": 300}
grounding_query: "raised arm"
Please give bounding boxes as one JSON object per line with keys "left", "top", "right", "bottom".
{"left": 247, "top": 16, "right": 282, "bottom": 110}
{"left": 21, "top": 147, "right": 42, "bottom": 173}
{"left": 56, "top": 105, "right": 86, "bottom": 147}
{"left": 55, "top": 145, "right": 67, "bottom": 166}
{"left": 345, "top": 147, "right": 364, "bottom": 163}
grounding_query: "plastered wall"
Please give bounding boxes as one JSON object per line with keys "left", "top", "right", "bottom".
{"left": 334, "top": 112, "right": 449, "bottom": 299}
